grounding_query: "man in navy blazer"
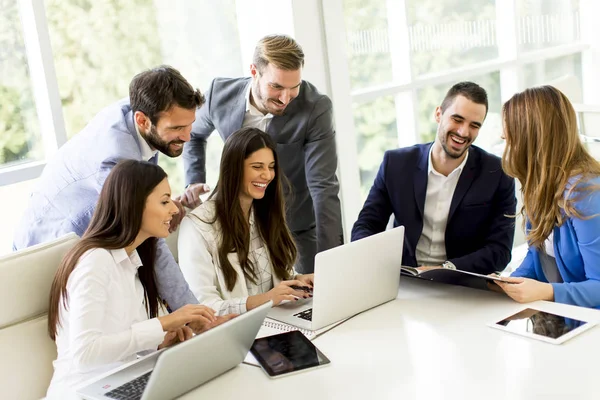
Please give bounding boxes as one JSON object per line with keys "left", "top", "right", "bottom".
{"left": 352, "top": 82, "right": 516, "bottom": 274}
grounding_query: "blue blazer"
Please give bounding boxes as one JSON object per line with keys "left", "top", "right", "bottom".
{"left": 512, "top": 178, "right": 600, "bottom": 309}
{"left": 351, "top": 143, "right": 516, "bottom": 274}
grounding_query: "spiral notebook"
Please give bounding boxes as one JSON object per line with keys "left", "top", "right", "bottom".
{"left": 243, "top": 317, "right": 346, "bottom": 366}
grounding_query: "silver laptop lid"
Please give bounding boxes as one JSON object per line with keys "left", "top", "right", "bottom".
{"left": 141, "top": 301, "right": 272, "bottom": 400}
{"left": 311, "top": 226, "right": 404, "bottom": 329}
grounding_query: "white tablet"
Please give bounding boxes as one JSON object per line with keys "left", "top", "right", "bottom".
{"left": 488, "top": 307, "right": 596, "bottom": 344}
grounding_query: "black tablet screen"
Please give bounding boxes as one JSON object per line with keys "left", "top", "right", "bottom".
{"left": 250, "top": 330, "right": 330, "bottom": 376}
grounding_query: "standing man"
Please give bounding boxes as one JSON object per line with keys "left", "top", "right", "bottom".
{"left": 352, "top": 82, "right": 516, "bottom": 274}
{"left": 183, "top": 34, "right": 343, "bottom": 273}
{"left": 14, "top": 66, "right": 212, "bottom": 315}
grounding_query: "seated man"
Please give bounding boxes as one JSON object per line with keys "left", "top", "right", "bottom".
{"left": 13, "top": 65, "right": 209, "bottom": 313}
{"left": 351, "top": 82, "right": 516, "bottom": 275}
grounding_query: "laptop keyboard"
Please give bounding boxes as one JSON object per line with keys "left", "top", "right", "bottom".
{"left": 294, "top": 308, "right": 313, "bottom": 321}
{"left": 105, "top": 371, "right": 152, "bottom": 400}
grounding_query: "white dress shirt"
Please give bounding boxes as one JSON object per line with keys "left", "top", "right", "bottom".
{"left": 178, "top": 200, "right": 289, "bottom": 316}
{"left": 46, "top": 248, "right": 165, "bottom": 399}
{"left": 415, "top": 148, "right": 469, "bottom": 266}
{"left": 242, "top": 82, "right": 274, "bottom": 132}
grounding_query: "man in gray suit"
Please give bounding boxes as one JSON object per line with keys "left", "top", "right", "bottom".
{"left": 183, "top": 35, "right": 343, "bottom": 273}
{"left": 14, "top": 66, "right": 221, "bottom": 325}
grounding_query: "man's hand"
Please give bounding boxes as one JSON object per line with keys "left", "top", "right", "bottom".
{"left": 178, "top": 183, "right": 211, "bottom": 209}
{"left": 494, "top": 277, "right": 555, "bottom": 303}
{"left": 169, "top": 198, "right": 186, "bottom": 232}
{"left": 416, "top": 266, "right": 442, "bottom": 272}
{"left": 188, "top": 313, "right": 238, "bottom": 334}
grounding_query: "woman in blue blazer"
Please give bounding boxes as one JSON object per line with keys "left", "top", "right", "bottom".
{"left": 495, "top": 85, "right": 600, "bottom": 309}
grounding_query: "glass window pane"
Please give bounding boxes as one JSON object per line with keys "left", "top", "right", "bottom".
{"left": 45, "top": 0, "right": 242, "bottom": 191}
{"left": 416, "top": 72, "right": 503, "bottom": 156}
{"left": 522, "top": 53, "right": 582, "bottom": 102}
{"left": 517, "top": 0, "right": 580, "bottom": 53}
{"left": 0, "top": 0, "right": 43, "bottom": 168}
{"left": 406, "top": 0, "right": 498, "bottom": 77}
{"left": 353, "top": 95, "right": 398, "bottom": 199}
{"left": 343, "top": 0, "right": 393, "bottom": 90}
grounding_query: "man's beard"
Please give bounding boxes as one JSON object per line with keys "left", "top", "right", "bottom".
{"left": 441, "top": 131, "right": 470, "bottom": 159}
{"left": 143, "top": 125, "right": 184, "bottom": 158}
{"left": 253, "top": 83, "right": 286, "bottom": 116}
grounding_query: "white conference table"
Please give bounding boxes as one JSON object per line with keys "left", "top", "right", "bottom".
{"left": 180, "top": 277, "right": 600, "bottom": 400}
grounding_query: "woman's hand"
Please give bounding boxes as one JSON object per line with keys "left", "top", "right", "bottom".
{"left": 295, "top": 273, "right": 314, "bottom": 287}
{"left": 247, "top": 280, "right": 312, "bottom": 310}
{"left": 158, "top": 325, "right": 194, "bottom": 349}
{"left": 494, "top": 277, "right": 554, "bottom": 303}
{"left": 188, "top": 313, "right": 238, "bottom": 334}
{"left": 157, "top": 304, "right": 217, "bottom": 332}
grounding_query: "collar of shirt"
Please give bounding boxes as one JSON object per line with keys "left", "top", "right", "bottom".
{"left": 250, "top": 207, "right": 256, "bottom": 227}
{"left": 109, "top": 248, "right": 143, "bottom": 273}
{"left": 245, "top": 82, "right": 274, "bottom": 121}
{"left": 134, "top": 119, "right": 159, "bottom": 162}
{"left": 427, "top": 145, "right": 469, "bottom": 178}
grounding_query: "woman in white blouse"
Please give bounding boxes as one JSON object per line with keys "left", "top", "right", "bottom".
{"left": 178, "top": 127, "right": 314, "bottom": 316}
{"left": 46, "top": 160, "right": 218, "bottom": 398}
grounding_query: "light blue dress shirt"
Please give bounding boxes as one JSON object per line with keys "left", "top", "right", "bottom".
{"left": 13, "top": 98, "right": 197, "bottom": 310}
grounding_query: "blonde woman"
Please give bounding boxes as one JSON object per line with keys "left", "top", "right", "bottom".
{"left": 494, "top": 86, "right": 600, "bottom": 309}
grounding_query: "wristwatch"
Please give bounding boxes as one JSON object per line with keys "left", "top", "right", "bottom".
{"left": 442, "top": 261, "right": 457, "bottom": 270}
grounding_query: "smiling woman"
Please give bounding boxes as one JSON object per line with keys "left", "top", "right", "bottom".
{"left": 178, "top": 127, "right": 315, "bottom": 317}
{"left": 46, "top": 160, "right": 217, "bottom": 398}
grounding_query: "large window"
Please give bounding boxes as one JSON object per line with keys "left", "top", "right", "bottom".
{"left": 1, "top": 0, "right": 598, "bottom": 254}
{"left": 0, "top": 0, "right": 43, "bottom": 169}
{"left": 45, "top": 0, "right": 242, "bottom": 191}
{"left": 336, "top": 0, "right": 587, "bottom": 207}
{"left": 0, "top": 0, "right": 244, "bottom": 254}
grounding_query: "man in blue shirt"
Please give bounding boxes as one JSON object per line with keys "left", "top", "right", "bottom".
{"left": 14, "top": 65, "right": 210, "bottom": 313}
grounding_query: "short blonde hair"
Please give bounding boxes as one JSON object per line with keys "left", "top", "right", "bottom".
{"left": 253, "top": 34, "right": 304, "bottom": 72}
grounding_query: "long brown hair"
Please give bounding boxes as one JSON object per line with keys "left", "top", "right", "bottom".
{"left": 48, "top": 160, "right": 167, "bottom": 340}
{"left": 207, "top": 127, "right": 297, "bottom": 291}
{"left": 501, "top": 85, "right": 600, "bottom": 249}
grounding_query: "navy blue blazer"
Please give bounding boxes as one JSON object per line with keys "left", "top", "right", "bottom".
{"left": 351, "top": 143, "right": 516, "bottom": 274}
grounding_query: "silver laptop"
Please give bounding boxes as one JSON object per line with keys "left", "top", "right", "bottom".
{"left": 268, "top": 226, "right": 404, "bottom": 331}
{"left": 77, "top": 301, "right": 272, "bottom": 400}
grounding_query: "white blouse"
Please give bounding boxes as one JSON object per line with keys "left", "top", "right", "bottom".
{"left": 178, "top": 200, "right": 287, "bottom": 316}
{"left": 46, "top": 248, "right": 165, "bottom": 398}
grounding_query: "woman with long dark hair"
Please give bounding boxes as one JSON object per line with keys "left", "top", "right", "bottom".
{"left": 178, "top": 127, "right": 313, "bottom": 315}
{"left": 494, "top": 86, "right": 600, "bottom": 308}
{"left": 46, "top": 160, "right": 217, "bottom": 397}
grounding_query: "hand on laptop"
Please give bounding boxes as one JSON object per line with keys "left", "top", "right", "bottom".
{"left": 188, "top": 313, "right": 238, "bottom": 334}
{"left": 295, "top": 273, "right": 314, "bottom": 287}
{"left": 158, "top": 304, "right": 217, "bottom": 332}
{"left": 158, "top": 325, "right": 194, "bottom": 349}
{"left": 247, "top": 280, "right": 312, "bottom": 309}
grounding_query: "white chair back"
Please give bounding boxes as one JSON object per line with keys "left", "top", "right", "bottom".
{"left": 0, "top": 233, "right": 79, "bottom": 400}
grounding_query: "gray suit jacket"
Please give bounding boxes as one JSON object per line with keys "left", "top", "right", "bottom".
{"left": 13, "top": 98, "right": 197, "bottom": 310}
{"left": 184, "top": 77, "right": 343, "bottom": 269}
